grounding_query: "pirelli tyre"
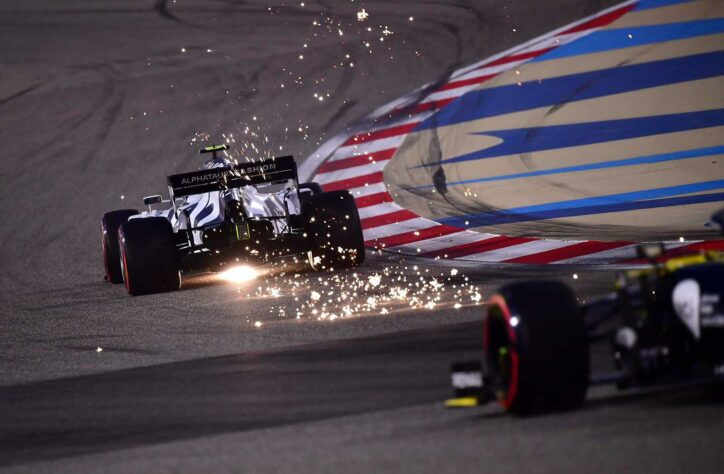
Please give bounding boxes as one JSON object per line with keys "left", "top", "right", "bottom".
{"left": 118, "top": 217, "right": 181, "bottom": 296}
{"left": 485, "top": 281, "right": 589, "bottom": 415}
{"left": 101, "top": 209, "right": 139, "bottom": 283}
{"left": 304, "top": 190, "right": 365, "bottom": 271}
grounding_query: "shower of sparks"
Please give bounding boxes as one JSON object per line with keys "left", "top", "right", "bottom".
{"left": 153, "top": 4, "right": 476, "bottom": 328}
{"left": 230, "top": 261, "right": 483, "bottom": 322}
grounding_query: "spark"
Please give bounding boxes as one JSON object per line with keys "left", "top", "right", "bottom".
{"left": 357, "top": 9, "right": 369, "bottom": 21}
{"left": 218, "top": 265, "right": 259, "bottom": 284}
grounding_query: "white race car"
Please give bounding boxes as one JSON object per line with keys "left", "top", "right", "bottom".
{"left": 101, "top": 145, "right": 365, "bottom": 295}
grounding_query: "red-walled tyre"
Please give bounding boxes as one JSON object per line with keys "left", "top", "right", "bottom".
{"left": 101, "top": 209, "right": 139, "bottom": 283}
{"left": 118, "top": 217, "right": 180, "bottom": 296}
{"left": 485, "top": 281, "right": 589, "bottom": 415}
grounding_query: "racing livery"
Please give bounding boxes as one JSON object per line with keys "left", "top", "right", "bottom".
{"left": 101, "top": 145, "right": 365, "bottom": 295}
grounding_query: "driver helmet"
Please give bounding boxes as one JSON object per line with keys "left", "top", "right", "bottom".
{"left": 203, "top": 155, "right": 233, "bottom": 170}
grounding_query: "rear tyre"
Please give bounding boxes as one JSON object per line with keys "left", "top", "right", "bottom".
{"left": 298, "top": 182, "right": 324, "bottom": 210}
{"left": 304, "top": 190, "right": 365, "bottom": 271}
{"left": 118, "top": 217, "right": 180, "bottom": 296}
{"left": 101, "top": 209, "right": 139, "bottom": 283}
{"left": 299, "top": 182, "right": 323, "bottom": 196}
{"left": 485, "top": 281, "right": 589, "bottom": 415}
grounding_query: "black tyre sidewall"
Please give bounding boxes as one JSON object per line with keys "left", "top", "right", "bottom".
{"left": 101, "top": 209, "right": 139, "bottom": 283}
{"left": 486, "top": 281, "right": 589, "bottom": 415}
{"left": 118, "top": 217, "right": 180, "bottom": 296}
{"left": 303, "top": 190, "right": 365, "bottom": 270}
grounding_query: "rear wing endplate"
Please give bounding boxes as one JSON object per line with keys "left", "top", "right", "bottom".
{"left": 167, "top": 155, "right": 298, "bottom": 198}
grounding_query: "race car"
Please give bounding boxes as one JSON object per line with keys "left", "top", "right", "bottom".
{"left": 101, "top": 145, "right": 365, "bottom": 295}
{"left": 447, "top": 209, "right": 724, "bottom": 415}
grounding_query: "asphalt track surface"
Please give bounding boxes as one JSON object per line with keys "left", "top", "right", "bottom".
{"left": 1, "top": 1, "right": 723, "bottom": 472}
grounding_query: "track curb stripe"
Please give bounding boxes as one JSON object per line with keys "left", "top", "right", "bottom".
{"left": 502, "top": 240, "right": 633, "bottom": 264}
{"left": 365, "top": 225, "right": 464, "bottom": 249}
{"left": 421, "top": 236, "right": 536, "bottom": 260}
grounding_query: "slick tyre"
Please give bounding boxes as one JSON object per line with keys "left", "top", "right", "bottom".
{"left": 304, "top": 190, "right": 365, "bottom": 271}
{"left": 101, "top": 209, "right": 139, "bottom": 283}
{"left": 118, "top": 217, "right": 180, "bottom": 296}
{"left": 485, "top": 281, "right": 589, "bottom": 415}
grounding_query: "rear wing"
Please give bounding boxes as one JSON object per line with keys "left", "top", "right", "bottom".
{"left": 167, "top": 155, "right": 298, "bottom": 198}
